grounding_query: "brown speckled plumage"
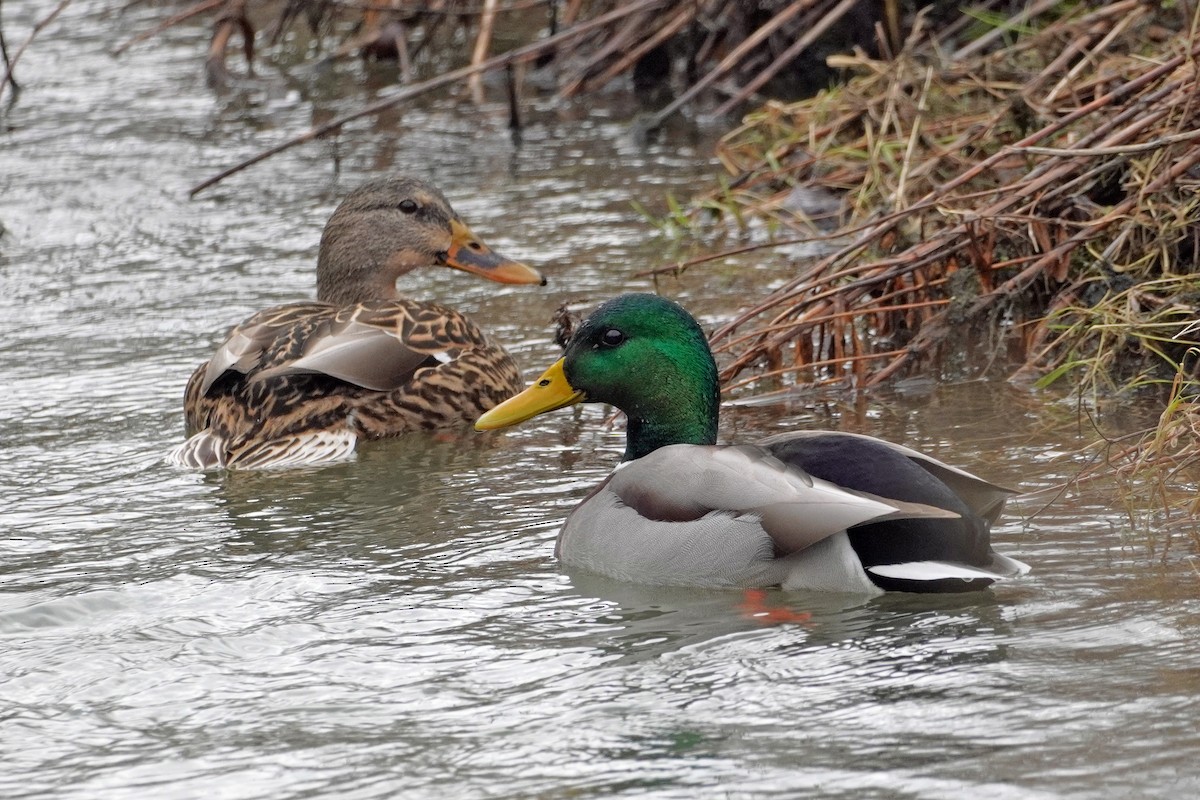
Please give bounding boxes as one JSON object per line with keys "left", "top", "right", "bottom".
{"left": 171, "top": 177, "right": 544, "bottom": 469}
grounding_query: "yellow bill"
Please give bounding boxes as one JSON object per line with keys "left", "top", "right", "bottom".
{"left": 475, "top": 358, "right": 584, "bottom": 430}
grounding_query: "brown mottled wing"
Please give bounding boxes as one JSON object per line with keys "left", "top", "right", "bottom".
{"left": 179, "top": 298, "right": 520, "bottom": 467}
{"left": 192, "top": 300, "right": 472, "bottom": 396}
{"left": 249, "top": 315, "right": 432, "bottom": 391}
{"left": 343, "top": 300, "right": 523, "bottom": 439}
{"left": 184, "top": 302, "right": 330, "bottom": 436}
{"left": 195, "top": 302, "right": 335, "bottom": 394}
{"left": 392, "top": 298, "right": 494, "bottom": 354}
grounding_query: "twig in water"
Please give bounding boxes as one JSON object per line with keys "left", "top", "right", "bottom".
{"left": 0, "top": 0, "right": 19, "bottom": 101}
{"left": 469, "top": 0, "right": 500, "bottom": 104}
{"left": 112, "top": 0, "right": 225, "bottom": 56}
{"left": 1, "top": 0, "right": 72, "bottom": 102}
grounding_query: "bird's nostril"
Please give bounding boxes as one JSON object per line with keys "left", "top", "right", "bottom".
{"left": 468, "top": 241, "right": 483, "bottom": 251}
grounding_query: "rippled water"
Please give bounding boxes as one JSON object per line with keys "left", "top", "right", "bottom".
{"left": 2, "top": 2, "right": 1199, "bottom": 798}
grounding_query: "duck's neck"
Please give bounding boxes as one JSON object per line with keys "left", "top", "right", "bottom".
{"left": 316, "top": 251, "right": 400, "bottom": 304}
{"left": 316, "top": 271, "right": 398, "bottom": 305}
{"left": 621, "top": 370, "right": 720, "bottom": 462}
{"left": 315, "top": 222, "right": 404, "bottom": 305}
{"left": 624, "top": 414, "right": 717, "bottom": 461}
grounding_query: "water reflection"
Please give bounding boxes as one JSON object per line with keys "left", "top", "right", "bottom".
{"left": 564, "top": 571, "right": 1017, "bottom": 669}
{"left": 206, "top": 432, "right": 505, "bottom": 546}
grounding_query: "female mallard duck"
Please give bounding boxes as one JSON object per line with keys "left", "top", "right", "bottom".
{"left": 476, "top": 293, "right": 1029, "bottom": 594}
{"left": 171, "top": 176, "right": 544, "bottom": 470}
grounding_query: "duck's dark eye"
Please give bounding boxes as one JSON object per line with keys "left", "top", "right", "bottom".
{"left": 600, "top": 328, "right": 625, "bottom": 347}
{"left": 398, "top": 199, "right": 418, "bottom": 214}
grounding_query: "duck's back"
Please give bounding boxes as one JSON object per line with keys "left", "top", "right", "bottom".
{"left": 759, "top": 431, "right": 1017, "bottom": 592}
{"left": 177, "top": 298, "right": 520, "bottom": 468}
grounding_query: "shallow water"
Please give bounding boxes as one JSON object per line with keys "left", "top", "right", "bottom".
{"left": 2, "top": 2, "right": 1199, "bottom": 798}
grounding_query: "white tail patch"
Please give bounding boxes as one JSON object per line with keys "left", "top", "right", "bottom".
{"left": 867, "top": 560, "right": 1025, "bottom": 583}
{"left": 990, "top": 553, "right": 1032, "bottom": 577}
{"left": 233, "top": 430, "right": 359, "bottom": 469}
{"left": 167, "top": 431, "right": 228, "bottom": 469}
{"left": 168, "top": 430, "right": 358, "bottom": 470}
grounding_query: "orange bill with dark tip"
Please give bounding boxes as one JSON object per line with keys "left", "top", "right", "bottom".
{"left": 475, "top": 358, "right": 584, "bottom": 430}
{"left": 441, "top": 219, "right": 544, "bottom": 285}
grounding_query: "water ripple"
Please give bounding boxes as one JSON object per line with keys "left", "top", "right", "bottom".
{"left": 2, "top": 2, "right": 1198, "bottom": 798}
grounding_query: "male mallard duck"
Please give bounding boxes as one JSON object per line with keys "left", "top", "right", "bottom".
{"left": 476, "top": 293, "right": 1029, "bottom": 594}
{"left": 171, "top": 176, "right": 544, "bottom": 469}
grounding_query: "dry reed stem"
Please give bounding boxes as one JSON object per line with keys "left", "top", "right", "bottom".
{"left": 674, "top": 0, "right": 1200, "bottom": 527}
{"left": 566, "top": 3, "right": 693, "bottom": 97}
{"left": 469, "top": 0, "right": 499, "bottom": 103}
{"left": 0, "top": 0, "right": 16, "bottom": 99}
{"left": 710, "top": 0, "right": 860, "bottom": 118}
{"left": 141, "top": 1, "right": 843, "bottom": 187}
{"left": 637, "top": 0, "right": 817, "bottom": 128}
{"left": 205, "top": 0, "right": 253, "bottom": 88}
{"left": 113, "top": 0, "right": 225, "bottom": 56}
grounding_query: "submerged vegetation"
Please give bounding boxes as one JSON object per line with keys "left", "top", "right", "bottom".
{"left": 1103, "top": 366, "right": 1200, "bottom": 552}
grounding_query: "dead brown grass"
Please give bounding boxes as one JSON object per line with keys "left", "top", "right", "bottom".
{"left": 658, "top": 2, "right": 1200, "bottom": 404}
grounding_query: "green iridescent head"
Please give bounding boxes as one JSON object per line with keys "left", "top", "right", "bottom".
{"left": 476, "top": 293, "right": 720, "bottom": 461}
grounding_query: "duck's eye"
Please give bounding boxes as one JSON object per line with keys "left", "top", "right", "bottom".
{"left": 600, "top": 329, "right": 625, "bottom": 347}
{"left": 398, "top": 199, "right": 418, "bottom": 214}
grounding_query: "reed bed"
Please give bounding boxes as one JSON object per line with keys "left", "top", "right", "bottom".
{"left": 118, "top": 0, "right": 876, "bottom": 97}
{"left": 664, "top": 2, "right": 1200, "bottom": 399}
{"left": 1104, "top": 366, "right": 1200, "bottom": 551}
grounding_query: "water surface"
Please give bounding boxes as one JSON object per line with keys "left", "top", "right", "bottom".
{"left": 2, "top": 3, "right": 1198, "bottom": 798}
